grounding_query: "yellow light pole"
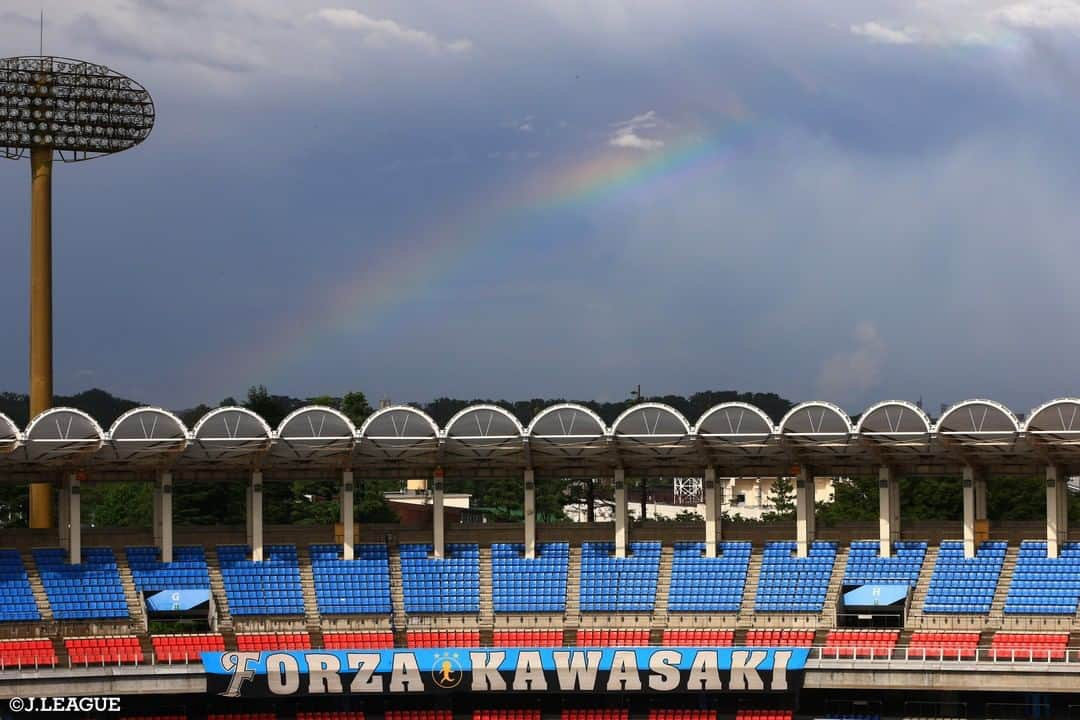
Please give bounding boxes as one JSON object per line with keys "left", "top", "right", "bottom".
{"left": 29, "top": 146, "right": 53, "bottom": 528}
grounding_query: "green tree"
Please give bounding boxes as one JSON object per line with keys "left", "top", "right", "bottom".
{"left": 341, "top": 392, "right": 373, "bottom": 427}
{"left": 763, "top": 476, "right": 796, "bottom": 520}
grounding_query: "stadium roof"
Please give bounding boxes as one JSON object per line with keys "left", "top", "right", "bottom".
{"left": 1, "top": 398, "right": 1078, "bottom": 480}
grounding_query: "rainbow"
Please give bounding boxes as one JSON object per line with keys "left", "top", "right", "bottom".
{"left": 200, "top": 111, "right": 753, "bottom": 395}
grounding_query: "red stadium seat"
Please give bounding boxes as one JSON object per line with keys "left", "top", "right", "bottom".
{"left": 206, "top": 715, "right": 277, "bottom": 720}
{"left": 0, "top": 638, "right": 57, "bottom": 669}
{"left": 906, "top": 632, "right": 979, "bottom": 660}
{"left": 990, "top": 632, "right": 1069, "bottom": 661}
{"left": 561, "top": 711, "right": 629, "bottom": 720}
{"left": 492, "top": 630, "right": 563, "bottom": 646}
{"left": 323, "top": 631, "right": 395, "bottom": 650}
{"left": 822, "top": 629, "right": 899, "bottom": 659}
{"left": 649, "top": 711, "right": 717, "bottom": 720}
{"left": 235, "top": 632, "right": 311, "bottom": 652}
{"left": 406, "top": 629, "right": 480, "bottom": 648}
{"left": 473, "top": 711, "right": 542, "bottom": 720}
{"left": 744, "top": 629, "right": 814, "bottom": 647}
{"left": 65, "top": 636, "right": 143, "bottom": 665}
{"left": 661, "top": 629, "right": 734, "bottom": 646}
{"left": 296, "top": 713, "right": 366, "bottom": 720}
{"left": 151, "top": 633, "right": 225, "bottom": 663}
{"left": 734, "top": 712, "right": 794, "bottom": 720}
{"left": 576, "top": 629, "right": 650, "bottom": 647}
{"left": 385, "top": 712, "right": 453, "bottom": 720}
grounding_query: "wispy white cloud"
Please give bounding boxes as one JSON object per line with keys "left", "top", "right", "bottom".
{"left": 992, "top": 1, "right": 1080, "bottom": 30}
{"left": 817, "top": 322, "right": 887, "bottom": 403}
{"left": 311, "top": 8, "right": 473, "bottom": 53}
{"left": 850, "top": 21, "right": 916, "bottom": 45}
{"left": 609, "top": 110, "right": 665, "bottom": 150}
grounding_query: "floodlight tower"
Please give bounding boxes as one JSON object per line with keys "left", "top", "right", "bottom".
{"left": 1, "top": 56, "right": 154, "bottom": 528}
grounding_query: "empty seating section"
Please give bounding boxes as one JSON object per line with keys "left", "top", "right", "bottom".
{"left": 0, "top": 550, "right": 39, "bottom": 621}
{"left": 126, "top": 546, "right": 210, "bottom": 593}
{"left": 1005, "top": 541, "right": 1080, "bottom": 614}
{"left": 323, "top": 632, "right": 395, "bottom": 649}
{"left": 923, "top": 541, "right": 1005, "bottom": 614}
{"left": 407, "top": 629, "right": 480, "bottom": 647}
{"left": 755, "top": 542, "right": 836, "bottom": 612}
{"left": 151, "top": 633, "right": 225, "bottom": 662}
{"left": 662, "top": 629, "right": 734, "bottom": 646}
{"left": 668, "top": 542, "right": 750, "bottom": 612}
{"left": 206, "top": 715, "right": 276, "bottom": 720}
{"left": 310, "top": 544, "right": 392, "bottom": 615}
{"left": 562, "top": 712, "right": 628, "bottom": 720}
{"left": 492, "top": 542, "right": 568, "bottom": 612}
{"left": 236, "top": 632, "right": 311, "bottom": 651}
{"left": 297, "top": 713, "right": 365, "bottom": 720}
{"left": 66, "top": 636, "right": 143, "bottom": 664}
{"left": 579, "top": 542, "right": 660, "bottom": 612}
{"left": 400, "top": 544, "right": 479, "bottom": 614}
{"left": 385, "top": 712, "right": 452, "bottom": 720}
{"left": 745, "top": 629, "right": 814, "bottom": 647}
{"left": 577, "top": 629, "right": 650, "bottom": 646}
{"left": 906, "top": 632, "right": 979, "bottom": 660}
{"left": 0, "top": 639, "right": 56, "bottom": 668}
{"left": 990, "top": 632, "right": 1068, "bottom": 660}
{"left": 474, "top": 712, "right": 541, "bottom": 720}
{"left": 734, "top": 712, "right": 793, "bottom": 720}
{"left": 34, "top": 547, "right": 128, "bottom": 620}
{"left": 492, "top": 630, "right": 563, "bottom": 646}
{"left": 844, "top": 541, "right": 926, "bottom": 587}
{"left": 218, "top": 545, "right": 304, "bottom": 616}
{"left": 648, "top": 712, "right": 716, "bottom": 720}
{"left": 822, "top": 630, "right": 899, "bottom": 658}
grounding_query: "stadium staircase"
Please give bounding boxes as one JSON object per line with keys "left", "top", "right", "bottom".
{"left": 737, "top": 547, "right": 763, "bottom": 627}
{"left": 297, "top": 547, "right": 324, "bottom": 650}
{"left": 562, "top": 545, "right": 582, "bottom": 646}
{"left": 116, "top": 553, "right": 147, "bottom": 632}
{"left": 205, "top": 547, "right": 233, "bottom": 635}
{"left": 821, "top": 545, "right": 851, "bottom": 629}
{"left": 23, "top": 550, "right": 53, "bottom": 623}
{"left": 988, "top": 545, "right": 1019, "bottom": 629}
{"left": 649, "top": 545, "right": 674, "bottom": 645}
{"left": 478, "top": 545, "right": 494, "bottom": 646}
{"left": 388, "top": 541, "right": 407, "bottom": 647}
{"left": 908, "top": 544, "right": 939, "bottom": 624}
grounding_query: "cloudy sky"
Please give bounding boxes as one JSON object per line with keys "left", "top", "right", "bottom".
{"left": 2, "top": 0, "right": 1080, "bottom": 416}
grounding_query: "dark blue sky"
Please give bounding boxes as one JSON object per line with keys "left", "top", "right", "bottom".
{"left": 2, "top": 1, "right": 1079, "bottom": 414}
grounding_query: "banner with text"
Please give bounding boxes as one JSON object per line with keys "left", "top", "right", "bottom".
{"left": 203, "top": 646, "right": 807, "bottom": 698}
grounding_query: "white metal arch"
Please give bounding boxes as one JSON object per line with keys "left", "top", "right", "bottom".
{"left": 106, "top": 406, "right": 189, "bottom": 463}
{"left": 188, "top": 406, "right": 273, "bottom": 465}
{"left": 1024, "top": 398, "right": 1080, "bottom": 437}
{"left": 24, "top": 407, "right": 105, "bottom": 464}
{"left": 0, "top": 412, "right": 19, "bottom": 453}
{"left": 855, "top": 400, "right": 932, "bottom": 436}
{"left": 191, "top": 406, "right": 273, "bottom": 440}
{"left": 778, "top": 401, "right": 854, "bottom": 436}
{"left": 355, "top": 405, "right": 441, "bottom": 471}
{"left": 526, "top": 403, "right": 610, "bottom": 468}
{"left": 359, "top": 404, "right": 440, "bottom": 440}
{"left": 445, "top": 404, "right": 525, "bottom": 439}
{"left": 611, "top": 402, "right": 691, "bottom": 437}
{"left": 935, "top": 398, "right": 1020, "bottom": 435}
{"left": 526, "top": 403, "right": 607, "bottom": 438}
{"left": 694, "top": 402, "right": 775, "bottom": 438}
{"left": 273, "top": 405, "right": 357, "bottom": 465}
{"left": 277, "top": 405, "right": 358, "bottom": 439}
{"left": 443, "top": 404, "right": 525, "bottom": 467}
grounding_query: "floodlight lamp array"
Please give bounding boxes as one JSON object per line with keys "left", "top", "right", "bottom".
{"left": 0, "top": 56, "right": 154, "bottom": 162}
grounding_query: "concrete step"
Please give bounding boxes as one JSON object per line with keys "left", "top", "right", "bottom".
{"left": 478, "top": 546, "right": 494, "bottom": 630}
{"left": 204, "top": 548, "right": 233, "bottom": 632}
{"left": 22, "top": 550, "right": 53, "bottom": 622}
{"left": 738, "top": 551, "right": 763, "bottom": 625}
{"left": 908, "top": 545, "right": 940, "bottom": 623}
{"left": 296, "top": 546, "right": 322, "bottom": 629}
{"left": 388, "top": 541, "right": 407, "bottom": 631}
{"left": 115, "top": 555, "right": 146, "bottom": 632}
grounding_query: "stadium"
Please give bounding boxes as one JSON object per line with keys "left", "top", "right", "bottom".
{"left": 0, "top": 398, "right": 1078, "bottom": 718}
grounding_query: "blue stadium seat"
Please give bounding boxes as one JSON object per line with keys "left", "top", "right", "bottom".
{"left": 125, "top": 546, "right": 210, "bottom": 592}
{"left": 492, "top": 542, "right": 568, "bottom": 612}
{"left": 217, "top": 545, "right": 304, "bottom": 616}
{"left": 400, "top": 543, "right": 479, "bottom": 614}
{"left": 754, "top": 541, "right": 837, "bottom": 612}
{"left": 310, "top": 544, "right": 392, "bottom": 615}
{"left": 0, "top": 550, "right": 40, "bottom": 622}
{"left": 579, "top": 541, "right": 660, "bottom": 612}
{"left": 668, "top": 542, "right": 750, "bottom": 612}
{"left": 1004, "top": 541, "right": 1080, "bottom": 615}
{"left": 33, "top": 547, "right": 128, "bottom": 620}
{"left": 923, "top": 540, "right": 1006, "bottom": 614}
{"left": 843, "top": 541, "right": 927, "bottom": 588}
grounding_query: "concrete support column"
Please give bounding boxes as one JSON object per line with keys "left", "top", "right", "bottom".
{"left": 727, "top": 478, "right": 737, "bottom": 511}
{"left": 754, "top": 478, "right": 762, "bottom": 509}
{"left": 524, "top": 469, "right": 536, "bottom": 560}
{"left": 249, "top": 471, "right": 263, "bottom": 562}
{"left": 432, "top": 468, "right": 445, "bottom": 559}
{"left": 160, "top": 471, "right": 173, "bottom": 563}
{"left": 962, "top": 465, "right": 979, "bottom": 559}
{"left": 68, "top": 474, "right": 81, "bottom": 565}
{"left": 796, "top": 467, "right": 816, "bottom": 558}
{"left": 341, "top": 470, "right": 354, "bottom": 561}
{"left": 878, "top": 466, "right": 900, "bottom": 557}
{"left": 58, "top": 478, "right": 70, "bottom": 552}
{"left": 614, "top": 468, "right": 628, "bottom": 558}
{"left": 1047, "top": 465, "right": 1068, "bottom": 558}
{"left": 152, "top": 476, "right": 163, "bottom": 549}
{"left": 704, "top": 467, "right": 719, "bottom": 557}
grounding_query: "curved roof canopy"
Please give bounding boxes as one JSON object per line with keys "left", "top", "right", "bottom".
{"left": 443, "top": 405, "right": 524, "bottom": 468}
{"left": 695, "top": 402, "right": 778, "bottom": 463}
{"left": 611, "top": 403, "right": 696, "bottom": 467}
{"left": 355, "top": 406, "right": 440, "bottom": 470}
{"left": 273, "top": 406, "right": 356, "bottom": 467}
{"left": 779, "top": 402, "right": 852, "bottom": 463}
{"left": 856, "top": 400, "right": 932, "bottom": 456}
{"left": 936, "top": 399, "right": 1019, "bottom": 453}
{"left": 24, "top": 408, "right": 104, "bottom": 465}
{"left": 187, "top": 407, "right": 271, "bottom": 466}
{"left": 0, "top": 413, "right": 19, "bottom": 454}
{"left": 526, "top": 403, "right": 609, "bottom": 469}
{"left": 105, "top": 407, "right": 188, "bottom": 465}
{"left": 1024, "top": 398, "right": 1080, "bottom": 460}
